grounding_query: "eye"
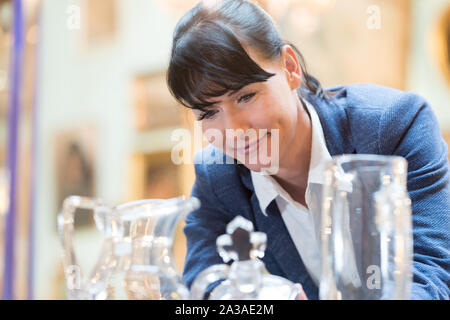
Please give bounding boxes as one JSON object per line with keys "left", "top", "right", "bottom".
{"left": 197, "top": 109, "right": 218, "bottom": 121}
{"left": 237, "top": 92, "right": 256, "bottom": 103}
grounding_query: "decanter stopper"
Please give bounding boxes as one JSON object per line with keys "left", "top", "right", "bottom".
{"left": 216, "top": 216, "right": 267, "bottom": 263}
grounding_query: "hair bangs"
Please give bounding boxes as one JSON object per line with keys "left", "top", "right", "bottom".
{"left": 167, "top": 18, "right": 275, "bottom": 111}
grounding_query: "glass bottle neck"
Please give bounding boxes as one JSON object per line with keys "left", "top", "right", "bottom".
{"left": 229, "top": 259, "right": 265, "bottom": 294}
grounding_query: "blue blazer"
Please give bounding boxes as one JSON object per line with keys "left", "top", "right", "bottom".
{"left": 182, "top": 83, "right": 450, "bottom": 300}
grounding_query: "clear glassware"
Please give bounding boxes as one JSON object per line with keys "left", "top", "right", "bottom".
{"left": 320, "top": 154, "right": 413, "bottom": 300}
{"left": 190, "top": 216, "right": 302, "bottom": 300}
{"left": 57, "top": 195, "right": 200, "bottom": 300}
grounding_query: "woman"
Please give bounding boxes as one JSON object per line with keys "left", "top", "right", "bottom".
{"left": 167, "top": 0, "right": 449, "bottom": 299}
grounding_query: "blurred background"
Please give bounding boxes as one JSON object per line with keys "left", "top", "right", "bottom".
{"left": 0, "top": 0, "right": 449, "bottom": 299}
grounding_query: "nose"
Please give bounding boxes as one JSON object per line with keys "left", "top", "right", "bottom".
{"left": 223, "top": 106, "right": 251, "bottom": 133}
{"left": 221, "top": 107, "right": 256, "bottom": 148}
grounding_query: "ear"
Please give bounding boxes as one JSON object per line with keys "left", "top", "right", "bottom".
{"left": 281, "top": 45, "right": 302, "bottom": 90}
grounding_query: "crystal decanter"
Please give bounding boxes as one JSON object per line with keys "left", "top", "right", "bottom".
{"left": 190, "top": 216, "right": 303, "bottom": 300}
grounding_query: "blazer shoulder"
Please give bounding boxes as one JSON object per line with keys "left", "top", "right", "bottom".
{"left": 340, "top": 83, "right": 426, "bottom": 112}
{"left": 322, "top": 83, "right": 433, "bottom": 154}
{"left": 335, "top": 83, "right": 431, "bottom": 134}
{"left": 338, "top": 84, "right": 441, "bottom": 157}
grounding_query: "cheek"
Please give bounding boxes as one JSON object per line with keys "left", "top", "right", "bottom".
{"left": 246, "top": 106, "right": 275, "bottom": 128}
{"left": 258, "top": 95, "right": 296, "bottom": 131}
{"left": 262, "top": 103, "right": 297, "bottom": 155}
{"left": 201, "top": 123, "right": 226, "bottom": 149}
{"left": 249, "top": 93, "right": 283, "bottom": 127}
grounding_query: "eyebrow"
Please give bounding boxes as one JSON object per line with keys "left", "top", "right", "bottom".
{"left": 227, "top": 82, "right": 260, "bottom": 98}
{"left": 227, "top": 89, "right": 241, "bottom": 98}
{"left": 197, "top": 84, "right": 255, "bottom": 109}
{"left": 227, "top": 84, "right": 254, "bottom": 98}
{"left": 194, "top": 100, "right": 220, "bottom": 110}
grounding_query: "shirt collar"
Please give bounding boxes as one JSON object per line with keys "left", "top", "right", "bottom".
{"left": 250, "top": 97, "right": 333, "bottom": 216}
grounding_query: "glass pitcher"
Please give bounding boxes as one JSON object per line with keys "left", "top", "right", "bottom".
{"left": 58, "top": 195, "right": 200, "bottom": 300}
{"left": 190, "top": 216, "right": 303, "bottom": 300}
{"left": 319, "top": 154, "right": 413, "bottom": 300}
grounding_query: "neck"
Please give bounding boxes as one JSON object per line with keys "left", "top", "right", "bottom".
{"left": 274, "top": 97, "right": 312, "bottom": 191}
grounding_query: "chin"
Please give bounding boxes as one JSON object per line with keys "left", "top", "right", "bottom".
{"left": 239, "top": 159, "right": 279, "bottom": 175}
{"left": 244, "top": 163, "right": 264, "bottom": 172}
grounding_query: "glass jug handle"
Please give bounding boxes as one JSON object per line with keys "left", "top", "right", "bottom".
{"left": 57, "top": 195, "right": 110, "bottom": 299}
{"left": 374, "top": 182, "right": 413, "bottom": 299}
{"left": 189, "top": 264, "right": 230, "bottom": 300}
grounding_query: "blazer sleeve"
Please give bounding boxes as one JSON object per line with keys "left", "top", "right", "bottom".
{"left": 182, "top": 155, "right": 232, "bottom": 293}
{"left": 379, "top": 92, "right": 450, "bottom": 299}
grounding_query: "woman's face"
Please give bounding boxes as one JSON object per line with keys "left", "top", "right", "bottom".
{"left": 193, "top": 45, "right": 307, "bottom": 173}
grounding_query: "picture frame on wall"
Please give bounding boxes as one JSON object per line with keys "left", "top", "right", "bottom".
{"left": 84, "top": 0, "right": 117, "bottom": 46}
{"left": 127, "top": 151, "right": 181, "bottom": 201}
{"left": 126, "top": 151, "right": 191, "bottom": 274}
{"left": 54, "top": 126, "right": 97, "bottom": 229}
{"left": 132, "top": 72, "right": 182, "bottom": 132}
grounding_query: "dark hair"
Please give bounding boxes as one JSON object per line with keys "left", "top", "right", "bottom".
{"left": 167, "top": 0, "right": 332, "bottom": 112}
